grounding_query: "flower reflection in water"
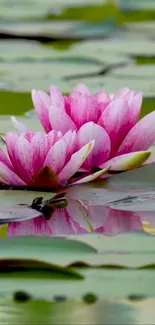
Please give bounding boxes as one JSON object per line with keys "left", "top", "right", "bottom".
{"left": 7, "top": 198, "right": 154, "bottom": 237}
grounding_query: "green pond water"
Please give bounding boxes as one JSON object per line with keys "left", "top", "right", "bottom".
{"left": 0, "top": 0, "right": 155, "bottom": 323}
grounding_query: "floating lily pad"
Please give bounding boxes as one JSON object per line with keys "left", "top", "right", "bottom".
{"left": 0, "top": 60, "right": 102, "bottom": 93}
{"left": 0, "top": 0, "right": 105, "bottom": 21}
{"left": 70, "top": 40, "right": 133, "bottom": 65}
{"left": 119, "top": 0, "right": 155, "bottom": 11}
{"left": 111, "top": 65, "right": 155, "bottom": 80}
{"left": 0, "top": 21, "right": 82, "bottom": 39}
{"left": 84, "top": 39, "right": 155, "bottom": 57}
{"left": 124, "top": 21, "right": 155, "bottom": 37}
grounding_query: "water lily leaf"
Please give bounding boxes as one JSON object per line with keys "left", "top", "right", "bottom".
{"left": 119, "top": 0, "right": 155, "bottom": 11}
{"left": 103, "top": 39, "right": 155, "bottom": 57}
{"left": 103, "top": 76, "right": 155, "bottom": 99}
{"left": 111, "top": 65, "right": 155, "bottom": 80}
{"left": 0, "top": 190, "right": 54, "bottom": 205}
{"left": 0, "top": 258, "right": 83, "bottom": 279}
{"left": 0, "top": 60, "right": 101, "bottom": 93}
{"left": 0, "top": 21, "right": 82, "bottom": 38}
{"left": 124, "top": 21, "right": 155, "bottom": 38}
{"left": 69, "top": 40, "right": 132, "bottom": 66}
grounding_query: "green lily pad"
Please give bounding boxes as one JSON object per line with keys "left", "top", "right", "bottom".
{"left": 111, "top": 65, "right": 155, "bottom": 80}
{"left": 70, "top": 40, "right": 133, "bottom": 66}
{"left": 0, "top": 190, "right": 55, "bottom": 205}
{"left": 0, "top": 59, "right": 101, "bottom": 93}
{"left": 124, "top": 21, "right": 155, "bottom": 38}
{"left": 119, "top": 0, "right": 155, "bottom": 11}
{"left": 88, "top": 39, "right": 155, "bottom": 57}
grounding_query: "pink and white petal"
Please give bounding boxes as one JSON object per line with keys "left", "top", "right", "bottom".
{"left": 36, "top": 90, "right": 51, "bottom": 107}
{"left": 98, "top": 98, "right": 135, "bottom": 156}
{"left": 31, "top": 132, "right": 49, "bottom": 174}
{"left": 63, "top": 130, "right": 77, "bottom": 161}
{"left": 46, "top": 130, "right": 61, "bottom": 150}
{"left": 13, "top": 135, "right": 34, "bottom": 183}
{"left": 49, "top": 105, "right": 77, "bottom": 135}
{"left": 11, "top": 116, "right": 28, "bottom": 133}
{"left": 95, "top": 91, "right": 111, "bottom": 115}
{"left": 0, "top": 162, "right": 26, "bottom": 185}
{"left": 95, "top": 91, "right": 110, "bottom": 103}
{"left": 77, "top": 122, "right": 111, "bottom": 168}
{"left": 44, "top": 138, "right": 66, "bottom": 174}
{"left": 5, "top": 132, "right": 19, "bottom": 163}
{"left": 100, "top": 151, "right": 151, "bottom": 171}
{"left": 71, "top": 83, "right": 92, "bottom": 96}
{"left": 70, "top": 94, "right": 98, "bottom": 127}
{"left": 32, "top": 89, "right": 51, "bottom": 133}
{"left": 0, "top": 147, "right": 14, "bottom": 170}
{"left": 117, "top": 111, "right": 155, "bottom": 155}
{"left": 128, "top": 92, "right": 143, "bottom": 126}
{"left": 58, "top": 140, "right": 95, "bottom": 184}
{"left": 50, "top": 85, "right": 64, "bottom": 109}
{"left": 72, "top": 167, "right": 110, "bottom": 184}
{"left": 113, "top": 87, "right": 130, "bottom": 100}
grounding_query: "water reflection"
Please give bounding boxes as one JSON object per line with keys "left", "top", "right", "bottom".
{"left": 6, "top": 198, "right": 155, "bottom": 237}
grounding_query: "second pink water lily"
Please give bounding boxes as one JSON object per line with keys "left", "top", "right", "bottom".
{"left": 31, "top": 84, "right": 155, "bottom": 172}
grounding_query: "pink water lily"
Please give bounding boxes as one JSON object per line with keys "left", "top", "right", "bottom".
{"left": 0, "top": 130, "right": 109, "bottom": 188}
{"left": 31, "top": 84, "right": 154, "bottom": 172}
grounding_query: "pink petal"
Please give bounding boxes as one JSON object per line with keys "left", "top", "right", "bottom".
{"left": 128, "top": 93, "right": 143, "bottom": 126}
{"left": 77, "top": 122, "right": 111, "bottom": 168}
{"left": 0, "top": 162, "right": 26, "bottom": 185}
{"left": 117, "top": 111, "right": 155, "bottom": 155}
{"left": 50, "top": 85, "right": 64, "bottom": 109}
{"left": 70, "top": 93, "right": 98, "bottom": 128}
{"left": 95, "top": 91, "right": 111, "bottom": 116}
{"left": 63, "top": 130, "right": 77, "bottom": 161}
{"left": 44, "top": 138, "right": 66, "bottom": 174}
{"left": 46, "top": 130, "right": 61, "bottom": 150}
{"left": 100, "top": 151, "right": 151, "bottom": 171}
{"left": 71, "top": 83, "right": 92, "bottom": 96}
{"left": 98, "top": 98, "right": 134, "bottom": 157}
{"left": 32, "top": 89, "right": 52, "bottom": 133}
{"left": 113, "top": 87, "right": 130, "bottom": 100}
{"left": 58, "top": 140, "right": 95, "bottom": 184}
{"left": 31, "top": 132, "right": 49, "bottom": 174}
{"left": 49, "top": 105, "right": 77, "bottom": 135}
{"left": 6, "top": 134, "right": 34, "bottom": 183}
{"left": 0, "top": 147, "right": 14, "bottom": 170}
{"left": 95, "top": 91, "right": 110, "bottom": 103}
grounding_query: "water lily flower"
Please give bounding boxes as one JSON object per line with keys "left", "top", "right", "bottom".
{"left": 0, "top": 130, "right": 108, "bottom": 188}
{"left": 31, "top": 84, "right": 154, "bottom": 173}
